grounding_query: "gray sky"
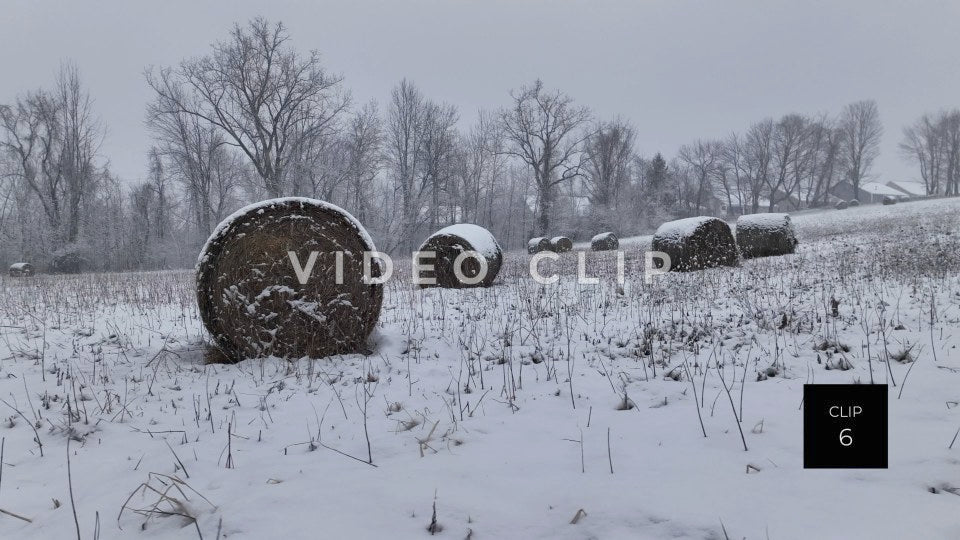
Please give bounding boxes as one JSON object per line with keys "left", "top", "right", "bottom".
{"left": 3, "top": 0, "right": 959, "bottom": 185}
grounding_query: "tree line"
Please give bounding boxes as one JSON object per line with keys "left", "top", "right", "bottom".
{"left": 1, "top": 18, "right": 956, "bottom": 272}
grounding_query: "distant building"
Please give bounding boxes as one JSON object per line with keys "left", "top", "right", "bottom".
{"left": 831, "top": 180, "right": 907, "bottom": 204}
{"left": 886, "top": 180, "right": 928, "bottom": 199}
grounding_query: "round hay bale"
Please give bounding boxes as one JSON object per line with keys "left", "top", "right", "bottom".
{"left": 197, "top": 197, "right": 383, "bottom": 361}
{"left": 835, "top": 200, "right": 849, "bottom": 210}
{"left": 549, "top": 236, "right": 573, "bottom": 253}
{"left": 418, "top": 224, "right": 502, "bottom": 289}
{"left": 882, "top": 195, "right": 898, "bottom": 205}
{"left": 848, "top": 199, "right": 860, "bottom": 207}
{"left": 652, "top": 216, "right": 739, "bottom": 272}
{"left": 8, "top": 262, "right": 34, "bottom": 277}
{"left": 735, "top": 213, "right": 798, "bottom": 259}
{"left": 590, "top": 232, "right": 619, "bottom": 251}
{"left": 527, "top": 236, "right": 550, "bottom": 254}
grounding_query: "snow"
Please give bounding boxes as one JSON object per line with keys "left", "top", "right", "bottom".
{"left": 887, "top": 180, "right": 928, "bottom": 198}
{"left": 196, "top": 197, "right": 379, "bottom": 270}
{"left": 736, "top": 212, "right": 790, "bottom": 230}
{"left": 528, "top": 236, "right": 547, "bottom": 248}
{"left": 1, "top": 197, "right": 960, "bottom": 539}
{"left": 653, "top": 216, "right": 719, "bottom": 243}
{"left": 590, "top": 231, "right": 617, "bottom": 243}
{"left": 860, "top": 182, "right": 906, "bottom": 197}
{"left": 426, "top": 223, "right": 501, "bottom": 258}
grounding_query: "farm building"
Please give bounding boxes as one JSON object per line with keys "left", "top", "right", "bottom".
{"left": 886, "top": 180, "right": 928, "bottom": 199}
{"left": 8, "top": 262, "right": 34, "bottom": 277}
{"left": 831, "top": 180, "right": 907, "bottom": 204}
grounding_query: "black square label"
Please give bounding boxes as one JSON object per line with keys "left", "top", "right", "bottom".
{"left": 803, "top": 384, "right": 888, "bottom": 469}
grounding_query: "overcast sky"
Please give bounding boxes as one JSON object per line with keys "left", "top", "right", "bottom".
{"left": 3, "top": 0, "right": 959, "bottom": 186}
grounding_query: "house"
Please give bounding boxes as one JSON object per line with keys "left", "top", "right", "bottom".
{"left": 886, "top": 180, "right": 928, "bottom": 199}
{"left": 831, "top": 180, "right": 907, "bottom": 204}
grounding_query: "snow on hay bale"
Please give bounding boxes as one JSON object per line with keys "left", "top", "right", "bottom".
{"left": 196, "top": 197, "right": 383, "bottom": 361}
{"left": 418, "top": 224, "right": 502, "bottom": 288}
{"left": 883, "top": 195, "right": 898, "bottom": 205}
{"left": 549, "top": 236, "right": 573, "bottom": 253}
{"left": 735, "top": 213, "right": 798, "bottom": 259}
{"left": 835, "top": 200, "right": 849, "bottom": 210}
{"left": 8, "top": 262, "right": 34, "bottom": 277}
{"left": 848, "top": 199, "right": 860, "bottom": 207}
{"left": 590, "top": 232, "right": 619, "bottom": 251}
{"left": 652, "top": 216, "right": 739, "bottom": 272}
{"left": 527, "top": 237, "right": 550, "bottom": 254}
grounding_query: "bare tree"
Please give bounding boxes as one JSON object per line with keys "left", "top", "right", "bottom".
{"left": 0, "top": 63, "right": 102, "bottom": 248}
{"left": 840, "top": 100, "right": 883, "bottom": 201}
{"left": 387, "top": 79, "right": 428, "bottom": 252}
{"left": 768, "top": 114, "right": 807, "bottom": 210}
{"left": 458, "top": 109, "right": 505, "bottom": 225}
{"left": 801, "top": 114, "right": 843, "bottom": 207}
{"left": 419, "top": 101, "right": 459, "bottom": 230}
{"left": 742, "top": 119, "right": 773, "bottom": 213}
{"left": 147, "top": 81, "right": 239, "bottom": 238}
{"left": 499, "top": 80, "right": 591, "bottom": 235}
{"left": 146, "top": 148, "right": 169, "bottom": 241}
{"left": 146, "top": 18, "right": 349, "bottom": 198}
{"left": 678, "top": 139, "right": 722, "bottom": 215}
{"left": 583, "top": 119, "right": 635, "bottom": 227}
{"left": 901, "top": 110, "right": 960, "bottom": 196}
{"left": 344, "top": 101, "right": 383, "bottom": 223}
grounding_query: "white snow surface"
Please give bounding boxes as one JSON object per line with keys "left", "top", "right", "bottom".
{"left": 528, "top": 236, "right": 547, "bottom": 248}
{"left": 196, "top": 197, "right": 379, "bottom": 270}
{"left": 590, "top": 231, "right": 617, "bottom": 243}
{"left": 1, "top": 198, "right": 960, "bottom": 539}
{"left": 426, "top": 223, "right": 501, "bottom": 258}
{"left": 736, "top": 212, "right": 791, "bottom": 229}
{"left": 653, "top": 216, "right": 720, "bottom": 242}
{"left": 860, "top": 182, "right": 906, "bottom": 197}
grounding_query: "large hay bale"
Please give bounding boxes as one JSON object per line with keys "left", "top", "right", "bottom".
{"left": 882, "top": 195, "right": 898, "bottom": 205}
{"left": 197, "top": 197, "right": 383, "bottom": 361}
{"left": 590, "top": 232, "right": 619, "bottom": 251}
{"left": 549, "top": 236, "right": 573, "bottom": 253}
{"left": 8, "top": 262, "right": 34, "bottom": 277}
{"left": 735, "top": 213, "right": 798, "bottom": 259}
{"left": 652, "top": 216, "right": 739, "bottom": 272}
{"left": 848, "top": 199, "right": 860, "bottom": 207}
{"left": 418, "top": 224, "right": 502, "bottom": 288}
{"left": 527, "top": 237, "right": 550, "bottom": 254}
{"left": 835, "top": 200, "right": 849, "bottom": 210}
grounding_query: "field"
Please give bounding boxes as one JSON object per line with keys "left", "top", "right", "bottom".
{"left": 1, "top": 198, "right": 960, "bottom": 539}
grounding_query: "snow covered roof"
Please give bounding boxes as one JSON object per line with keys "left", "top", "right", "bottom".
{"left": 859, "top": 182, "right": 904, "bottom": 197}
{"left": 886, "top": 181, "right": 926, "bottom": 197}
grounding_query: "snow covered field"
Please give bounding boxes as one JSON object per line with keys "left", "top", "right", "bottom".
{"left": 1, "top": 198, "right": 960, "bottom": 539}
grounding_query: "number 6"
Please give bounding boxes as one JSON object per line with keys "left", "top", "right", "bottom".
{"left": 839, "top": 428, "right": 853, "bottom": 447}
